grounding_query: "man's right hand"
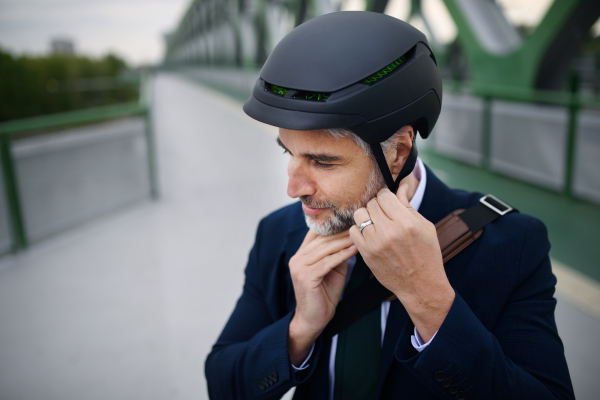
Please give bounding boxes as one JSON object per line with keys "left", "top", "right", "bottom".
{"left": 287, "top": 229, "right": 358, "bottom": 366}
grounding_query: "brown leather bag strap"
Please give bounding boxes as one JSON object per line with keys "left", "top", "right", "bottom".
{"left": 438, "top": 209, "right": 483, "bottom": 264}
{"left": 322, "top": 195, "right": 515, "bottom": 339}
{"left": 379, "top": 209, "right": 483, "bottom": 303}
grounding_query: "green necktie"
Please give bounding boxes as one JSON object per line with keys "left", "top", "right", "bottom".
{"left": 333, "top": 254, "right": 380, "bottom": 400}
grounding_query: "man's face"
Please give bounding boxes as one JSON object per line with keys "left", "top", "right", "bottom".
{"left": 278, "top": 128, "right": 385, "bottom": 235}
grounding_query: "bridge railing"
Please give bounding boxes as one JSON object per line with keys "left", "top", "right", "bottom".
{"left": 427, "top": 81, "right": 600, "bottom": 205}
{"left": 0, "top": 73, "right": 158, "bottom": 253}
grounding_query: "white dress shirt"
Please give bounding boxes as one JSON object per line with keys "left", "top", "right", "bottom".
{"left": 292, "top": 158, "right": 437, "bottom": 400}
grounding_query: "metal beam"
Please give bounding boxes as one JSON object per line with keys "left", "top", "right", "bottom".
{"left": 534, "top": 0, "right": 600, "bottom": 91}
{"left": 441, "top": 0, "right": 600, "bottom": 97}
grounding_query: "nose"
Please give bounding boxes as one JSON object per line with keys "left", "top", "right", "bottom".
{"left": 287, "top": 157, "right": 315, "bottom": 199}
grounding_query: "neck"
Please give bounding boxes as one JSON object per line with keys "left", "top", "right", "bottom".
{"left": 391, "top": 160, "right": 420, "bottom": 201}
{"left": 400, "top": 172, "right": 419, "bottom": 202}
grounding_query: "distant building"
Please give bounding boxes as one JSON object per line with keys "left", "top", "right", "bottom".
{"left": 50, "top": 38, "right": 75, "bottom": 55}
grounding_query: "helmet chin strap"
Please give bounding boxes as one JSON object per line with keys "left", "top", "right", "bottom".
{"left": 369, "top": 135, "right": 418, "bottom": 194}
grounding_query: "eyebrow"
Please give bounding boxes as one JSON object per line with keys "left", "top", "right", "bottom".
{"left": 276, "top": 136, "right": 288, "bottom": 151}
{"left": 276, "top": 136, "right": 345, "bottom": 163}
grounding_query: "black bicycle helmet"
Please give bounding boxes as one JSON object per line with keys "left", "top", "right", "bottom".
{"left": 243, "top": 11, "right": 442, "bottom": 193}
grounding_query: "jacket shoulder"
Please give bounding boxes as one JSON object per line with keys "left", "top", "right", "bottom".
{"left": 446, "top": 186, "right": 544, "bottom": 238}
{"left": 442, "top": 189, "right": 553, "bottom": 318}
{"left": 258, "top": 201, "right": 305, "bottom": 237}
{"left": 249, "top": 202, "right": 306, "bottom": 315}
{"left": 438, "top": 182, "right": 551, "bottom": 279}
{"left": 251, "top": 201, "right": 306, "bottom": 270}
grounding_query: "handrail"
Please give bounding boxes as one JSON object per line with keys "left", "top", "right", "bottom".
{"left": 0, "top": 71, "right": 157, "bottom": 253}
{"left": 439, "top": 79, "right": 599, "bottom": 200}
{"left": 0, "top": 102, "right": 147, "bottom": 136}
{"left": 443, "top": 81, "right": 600, "bottom": 108}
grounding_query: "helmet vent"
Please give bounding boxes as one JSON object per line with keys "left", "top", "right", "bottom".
{"left": 270, "top": 84, "right": 289, "bottom": 96}
{"left": 362, "top": 54, "right": 407, "bottom": 84}
{"left": 295, "top": 91, "right": 330, "bottom": 101}
{"left": 268, "top": 83, "right": 330, "bottom": 102}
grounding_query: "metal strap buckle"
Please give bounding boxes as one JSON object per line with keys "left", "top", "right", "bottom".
{"left": 480, "top": 194, "right": 513, "bottom": 216}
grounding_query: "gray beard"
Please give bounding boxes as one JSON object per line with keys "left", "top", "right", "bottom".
{"left": 302, "top": 163, "right": 386, "bottom": 236}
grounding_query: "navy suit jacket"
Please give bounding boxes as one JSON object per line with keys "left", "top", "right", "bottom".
{"left": 205, "top": 166, "right": 574, "bottom": 400}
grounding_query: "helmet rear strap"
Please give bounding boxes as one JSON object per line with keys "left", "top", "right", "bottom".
{"left": 369, "top": 136, "right": 418, "bottom": 194}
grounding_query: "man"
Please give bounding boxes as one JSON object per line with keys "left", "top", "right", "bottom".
{"left": 205, "top": 11, "right": 574, "bottom": 400}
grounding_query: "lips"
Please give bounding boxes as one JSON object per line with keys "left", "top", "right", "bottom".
{"left": 302, "top": 203, "right": 329, "bottom": 215}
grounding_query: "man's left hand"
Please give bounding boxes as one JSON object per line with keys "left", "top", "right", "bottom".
{"left": 349, "top": 183, "right": 455, "bottom": 342}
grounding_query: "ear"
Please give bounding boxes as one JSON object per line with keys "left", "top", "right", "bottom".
{"left": 388, "top": 126, "right": 415, "bottom": 180}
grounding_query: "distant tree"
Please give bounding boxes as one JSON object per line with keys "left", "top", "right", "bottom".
{"left": 0, "top": 50, "right": 138, "bottom": 123}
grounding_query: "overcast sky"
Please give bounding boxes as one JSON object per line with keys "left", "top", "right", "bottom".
{"left": 0, "top": 0, "right": 189, "bottom": 66}
{"left": 1, "top": 0, "right": 597, "bottom": 67}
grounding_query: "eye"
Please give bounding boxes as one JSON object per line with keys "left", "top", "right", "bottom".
{"left": 313, "top": 160, "right": 334, "bottom": 169}
{"left": 282, "top": 149, "right": 291, "bottom": 155}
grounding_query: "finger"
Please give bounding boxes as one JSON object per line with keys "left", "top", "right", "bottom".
{"left": 365, "top": 197, "right": 390, "bottom": 231}
{"left": 349, "top": 224, "right": 366, "bottom": 250}
{"left": 312, "top": 244, "right": 358, "bottom": 279}
{"left": 377, "top": 184, "right": 421, "bottom": 228}
{"left": 304, "top": 236, "right": 355, "bottom": 265}
{"left": 354, "top": 207, "right": 377, "bottom": 237}
{"left": 300, "top": 230, "right": 319, "bottom": 249}
{"left": 375, "top": 188, "right": 404, "bottom": 221}
{"left": 322, "top": 260, "right": 350, "bottom": 299}
{"left": 396, "top": 183, "right": 433, "bottom": 228}
{"left": 396, "top": 183, "right": 412, "bottom": 210}
{"left": 301, "top": 228, "right": 349, "bottom": 254}
{"left": 353, "top": 207, "right": 370, "bottom": 226}
{"left": 331, "top": 259, "right": 348, "bottom": 278}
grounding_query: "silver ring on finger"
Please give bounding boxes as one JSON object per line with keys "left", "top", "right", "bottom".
{"left": 358, "top": 219, "right": 373, "bottom": 233}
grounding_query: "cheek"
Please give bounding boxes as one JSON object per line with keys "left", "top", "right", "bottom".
{"left": 316, "top": 167, "right": 370, "bottom": 206}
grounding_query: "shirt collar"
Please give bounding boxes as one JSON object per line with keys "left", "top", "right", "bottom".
{"left": 408, "top": 157, "right": 426, "bottom": 212}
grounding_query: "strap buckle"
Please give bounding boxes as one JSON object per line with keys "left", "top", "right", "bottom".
{"left": 479, "top": 194, "right": 513, "bottom": 216}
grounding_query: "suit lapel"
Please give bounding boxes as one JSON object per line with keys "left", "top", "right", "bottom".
{"left": 418, "top": 165, "right": 456, "bottom": 224}
{"left": 376, "top": 300, "right": 412, "bottom": 398}
{"left": 314, "top": 336, "right": 333, "bottom": 400}
{"left": 284, "top": 225, "right": 309, "bottom": 266}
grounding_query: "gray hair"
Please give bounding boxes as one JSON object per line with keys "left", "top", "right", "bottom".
{"left": 321, "top": 128, "right": 410, "bottom": 158}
